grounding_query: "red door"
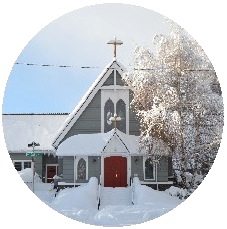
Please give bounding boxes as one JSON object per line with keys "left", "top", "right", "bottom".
{"left": 46, "top": 165, "right": 58, "bottom": 183}
{"left": 104, "top": 156, "right": 127, "bottom": 187}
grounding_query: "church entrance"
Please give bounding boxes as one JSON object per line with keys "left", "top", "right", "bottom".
{"left": 104, "top": 156, "right": 127, "bottom": 187}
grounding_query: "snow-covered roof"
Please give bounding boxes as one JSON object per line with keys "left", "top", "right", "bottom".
{"left": 2, "top": 114, "right": 69, "bottom": 152}
{"left": 53, "top": 59, "right": 126, "bottom": 147}
{"left": 56, "top": 129, "right": 144, "bottom": 156}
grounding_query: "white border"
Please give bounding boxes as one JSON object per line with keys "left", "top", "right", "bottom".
{"left": 0, "top": 1, "right": 226, "bottom": 229}
{"left": 101, "top": 89, "right": 129, "bottom": 133}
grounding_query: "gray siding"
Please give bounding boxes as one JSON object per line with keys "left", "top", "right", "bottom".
{"left": 131, "top": 156, "right": 144, "bottom": 181}
{"left": 103, "top": 71, "right": 114, "bottom": 86}
{"left": 102, "top": 70, "right": 125, "bottom": 86}
{"left": 116, "top": 71, "right": 125, "bottom": 85}
{"left": 157, "top": 156, "right": 168, "bottom": 182}
{"left": 88, "top": 156, "right": 101, "bottom": 182}
{"left": 61, "top": 90, "right": 101, "bottom": 144}
{"left": 58, "top": 157, "right": 63, "bottom": 176}
{"left": 62, "top": 156, "right": 74, "bottom": 183}
{"left": 62, "top": 156, "right": 101, "bottom": 184}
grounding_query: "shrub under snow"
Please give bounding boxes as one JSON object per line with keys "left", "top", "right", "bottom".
{"left": 18, "top": 168, "right": 42, "bottom": 183}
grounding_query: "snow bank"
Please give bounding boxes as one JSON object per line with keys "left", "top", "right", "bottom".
{"left": 133, "top": 178, "right": 182, "bottom": 208}
{"left": 94, "top": 204, "right": 174, "bottom": 226}
{"left": 165, "top": 173, "right": 203, "bottom": 200}
{"left": 35, "top": 177, "right": 183, "bottom": 226}
{"left": 165, "top": 186, "right": 187, "bottom": 199}
{"left": 18, "top": 168, "right": 52, "bottom": 195}
{"left": 18, "top": 168, "right": 42, "bottom": 183}
{"left": 50, "top": 177, "right": 99, "bottom": 222}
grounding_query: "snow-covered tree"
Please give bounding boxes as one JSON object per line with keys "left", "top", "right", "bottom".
{"left": 123, "top": 21, "right": 224, "bottom": 190}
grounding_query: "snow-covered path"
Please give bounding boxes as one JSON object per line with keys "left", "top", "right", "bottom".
{"left": 100, "top": 187, "right": 132, "bottom": 209}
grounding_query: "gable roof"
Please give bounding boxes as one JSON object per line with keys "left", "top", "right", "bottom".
{"left": 2, "top": 114, "right": 68, "bottom": 152}
{"left": 55, "top": 129, "right": 143, "bottom": 156}
{"left": 52, "top": 59, "right": 126, "bottom": 148}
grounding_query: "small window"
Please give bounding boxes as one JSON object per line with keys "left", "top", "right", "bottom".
{"left": 14, "top": 162, "right": 22, "bottom": 171}
{"left": 77, "top": 158, "right": 87, "bottom": 180}
{"left": 13, "top": 160, "right": 32, "bottom": 171}
{"left": 116, "top": 99, "right": 126, "bottom": 133}
{"left": 104, "top": 98, "right": 114, "bottom": 132}
{"left": 144, "top": 158, "right": 154, "bottom": 180}
{"left": 24, "top": 161, "right": 32, "bottom": 169}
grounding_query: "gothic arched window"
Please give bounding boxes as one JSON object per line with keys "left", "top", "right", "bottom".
{"left": 144, "top": 158, "right": 154, "bottom": 180}
{"left": 77, "top": 158, "right": 86, "bottom": 180}
{"left": 116, "top": 99, "right": 126, "bottom": 133}
{"left": 104, "top": 98, "right": 114, "bottom": 133}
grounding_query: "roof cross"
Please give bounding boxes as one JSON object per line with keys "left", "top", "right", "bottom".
{"left": 107, "top": 36, "right": 123, "bottom": 58}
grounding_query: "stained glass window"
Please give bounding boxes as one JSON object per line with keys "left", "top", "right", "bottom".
{"left": 77, "top": 158, "right": 86, "bottom": 180}
{"left": 104, "top": 98, "right": 114, "bottom": 132}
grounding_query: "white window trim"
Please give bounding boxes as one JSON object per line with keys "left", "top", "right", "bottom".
{"left": 101, "top": 88, "right": 129, "bottom": 134}
{"left": 75, "top": 156, "right": 88, "bottom": 180}
{"left": 143, "top": 157, "right": 156, "bottom": 181}
{"left": 13, "top": 160, "right": 32, "bottom": 170}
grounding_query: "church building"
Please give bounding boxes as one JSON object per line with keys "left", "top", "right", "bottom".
{"left": 2, "top": 38, "right": 173, "bottom": 190}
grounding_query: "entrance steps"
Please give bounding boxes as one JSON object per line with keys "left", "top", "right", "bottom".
{"left": 99, "top": 186, "right": 132, "bottom": 209}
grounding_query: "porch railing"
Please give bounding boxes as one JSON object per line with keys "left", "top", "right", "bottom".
{"left": 97, "top": 175, "right": 101, "bottom": 210}
{"left": 130, "top": 177, "right": 135, "bottom": 205}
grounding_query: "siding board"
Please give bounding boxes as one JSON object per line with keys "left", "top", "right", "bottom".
{"left": 131, "top": 156, "right": 144, "bottom": 181}
{"left": 61, "top": 91, "right": 101, "bottom": 143}
{"left": 62, "top": 156, "right": 74, "bottom": 183}
{"left": 88, "top": 156, "right": 101, "bottom": 182}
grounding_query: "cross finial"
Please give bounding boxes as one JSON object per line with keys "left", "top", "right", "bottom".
{"left": 109, "top": 113, "right": 121, "bottom": 130}
{"left": 107, "top": 36, "right": 123, "bottom": 58}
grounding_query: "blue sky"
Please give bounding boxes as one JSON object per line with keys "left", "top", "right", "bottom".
{"left": 2, "top": 3, "right": 170, "bottom": 113}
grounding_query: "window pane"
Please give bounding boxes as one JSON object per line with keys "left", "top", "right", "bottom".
{"left": 77, "top": 158, "right": 86, "bottom": 180}
{"left": 14, "top": 162, "right": 22, "bottom": 171}
{"left": 145, "top": 159, "right": 154, "bottom": 179}
{"left": 116, "top": 99, "right": 126, "bottom": 133}
{"left": 104, "top": 99, "right": 114, "bottom": 132}
{"left": 24, "top": 161, "right": 31, "bottom": 169}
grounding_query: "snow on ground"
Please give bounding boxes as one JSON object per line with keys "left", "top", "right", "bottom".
{"left": 19, "top": 169, "right": 183, "bottom": 227}
{"left": 18, "top": 168, "right": 42, "bottom": 183}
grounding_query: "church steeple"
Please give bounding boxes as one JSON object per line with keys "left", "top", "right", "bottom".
{"left": 107, "top": 36, "right": 123, "bottom": 59}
